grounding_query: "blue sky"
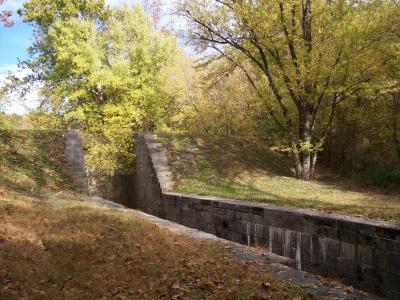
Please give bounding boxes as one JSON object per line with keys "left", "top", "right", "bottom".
{"left": 0, "top": 0, "right": 181, "bottom": 115}
{"left": 0, "top": 0, "right": 35, "bottom": 114}
{"left": 0, "top": 19, "right": 32, "bottom": 66}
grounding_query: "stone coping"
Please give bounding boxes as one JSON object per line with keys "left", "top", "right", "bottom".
{"left": 164, "top": 192, "right": 400, "bottom": 233}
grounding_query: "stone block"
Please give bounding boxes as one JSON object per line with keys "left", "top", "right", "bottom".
{"left": 370, "top": 248, "right": 387, "bottom": 272}
{"left": 310, "top": 236, "right": 322, "bottom": 266}
{"left": 203, "top": 223, "right": 216, "bottom": 235}
{"left": 253, "top": 214, "right": 266, "bottom": 225}
{"left": 375, "top": 225, "right": 400, "bottom": 241}
{"left": 218, "top": 201, "right": 236, "bottom": 210}
{"left": 356, "top": 264, "right": 384, "bottom": 296}
{"left": 216, "top": 208, "right": 235, "bottom": 219}
{"left": 386, "top": 252, "right": 400, "bottom": 275}
{"left": 251, "top": 206, "right": 265, "bottom": 216}
{"left": 234, "top": 204, "right": 252, "bottom": 213}
{"left": 337, "top": 258, "right": 357, "bottom": 279}
{"left": 270, "top": 227, "right": 284, "bottom": 256}
{"left": 316, "top": 226, "right": 338, "bottom": 240}
{"left": 323, "top": 237, "right": 339, "bottom": 258}
{"left": 253, "top": 224, "right": 268, "bottom": 247}
{"left": 234, "top": 211, "right": 252, "bottom": 222}
{"left": 306, "top": 213, "right": 338, "bottom": 228}
{"left": 299, "top": 233, "right": 311, "bottom": 267}
{"left": 340, "top": 242, "right": 356, "bottom": 261}
{"left": 200, "top": 199, "right": 212, "bottom": 207}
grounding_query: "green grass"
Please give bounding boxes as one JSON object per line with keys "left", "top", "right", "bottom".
{"left": 0, "top": 130, "right": 74, "bottom": 197}
{"left": 160, "top": 134, "right": 400, "bottom": 223}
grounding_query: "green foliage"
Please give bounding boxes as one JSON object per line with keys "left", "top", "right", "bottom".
{"left": 11, "top": 1, "right": 183, "bottom": 174}
{"left": 27, "top": 111, "right": 66, "bottom": 130}
{"left": 18, "top": 0, "right": 110, "bottom": 29}
{"left": 361, "top": 165, "right": 400, "bottom": 191}
{"left": 2, "top": 0, "right": 399, "bottom": 186}
{"left": 0, "top": 113, "right": 23, "bottom": 129}
{"left": 178, "top": 0, "right": 399, "bottom": 179}
{"left": 178, "top": 60, "right": 266, "bottom": 135}
{"left": 320, "top": 21, "right": 400, "bottom": 182}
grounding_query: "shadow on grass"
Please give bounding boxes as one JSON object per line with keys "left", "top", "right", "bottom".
{"left": 0, "top": 204, "right": 206, "bottom": 298}
{"left": 162, "top": 134, "right": 293, "bottom": 177}
{"left": 0, "top": 130, "right": 74, "bottom": 196}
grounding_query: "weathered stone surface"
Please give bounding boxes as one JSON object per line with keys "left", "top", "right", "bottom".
{"left": 133, "top": 133, "right": 400, "bottom": 299}
{"left": 85, "top": 195, "right": 379, "bottom": 300}
{"left": 64, "top": 130, "right": 89, "bottom": 193}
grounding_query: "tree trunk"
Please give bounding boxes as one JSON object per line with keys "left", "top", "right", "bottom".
{"left": 295, "top": 106, "right": 314, "bottom": 180}
{"left": 299, "top": 150, "right": 312, "bottom": 180}
{"left": 293, "top": 152, "right": 302, "bottom": 178}
{"left": 310, "top": 152, "right": 318, "bottom": 179}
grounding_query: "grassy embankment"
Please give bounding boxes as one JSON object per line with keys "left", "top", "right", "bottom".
{"left": 0, "top": 130, "right": 316, "bottom": 299}
{"left": 160, "top": 135, "right": 400, "bottom": 223}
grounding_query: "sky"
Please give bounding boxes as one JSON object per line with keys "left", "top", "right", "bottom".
{"left": 0, "top": 0, "right": 181, "bottom": 115}
{"left": 0, "top": 0, "right": 34, "bottom": 114}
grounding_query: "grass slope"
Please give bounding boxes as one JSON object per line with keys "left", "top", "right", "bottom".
{"left": 161, "top": 135, "right": 400, "bottom": 223}
{"left": 0, "top": 130, "right": 74, "bottom": 197}
{"left": 1, "top": 130, "right": 317, "bottom": 299}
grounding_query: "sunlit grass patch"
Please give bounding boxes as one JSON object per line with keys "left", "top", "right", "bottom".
{"left": 0, "top": 129, "right": 74, "bottom": 196}
{"left": 161, "top": 134, "right": 400, "bottom": 223}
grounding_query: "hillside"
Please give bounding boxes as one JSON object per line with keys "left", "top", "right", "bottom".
{"left": 2, "top": 195, "right": 320, "bottom": 299}
{"left": 0, "top": 130, "right": 74, "bottom": 197}
{"left": 160, "top": 135, "right": 400, "bottom": 223}
{"left": 0, "top": 130, "right": 316, "bottom": 299}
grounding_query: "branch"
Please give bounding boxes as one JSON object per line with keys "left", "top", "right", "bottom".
{"left": 278, "top": 2, "right": 300, "bottom": 72}
{"left": 182, "top": 5, "right": 295, "bottom": 138}
{"left": 212, "top": 46, "right": 287, "bottom": 132}
{"left": 301, "top": 0, "right": 312, "bottom": 53}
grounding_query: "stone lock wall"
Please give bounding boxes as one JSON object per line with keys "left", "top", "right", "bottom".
{"left": 64, "top": 130, "right": 89, "bottom": 193}
{"left": 64, "top": 130, "right": 135, "bottom": 206}
{"left": 88, "top": 171, "right": 136, "bottom": 207}
{"left": 134, "top": 133, "right": 400, "bottom": 299}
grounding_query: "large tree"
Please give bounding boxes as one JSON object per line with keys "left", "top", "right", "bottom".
{"left": 8, "top": 0, "right": 181, "bottom": 173}
{"left": 178, "top": 0, "right": 397, "bottom": 180}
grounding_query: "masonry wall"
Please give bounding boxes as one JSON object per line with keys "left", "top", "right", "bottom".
{"left": 89, "top": 172, "right": 135, "bottom": 207}
{"left": 65, "top": 130, "right": 135, "bottom": 206}
{"left": 134, "top": 133, "right": 400, "bottom": 299}
{"left": 64, "top": 130, "right": 89, "bottom": 193}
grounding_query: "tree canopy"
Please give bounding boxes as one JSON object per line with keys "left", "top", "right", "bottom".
{"left": 1, "top": 0, "right": 399, "bottom": 186}
{"left": 10, "top": 0, "right": 182, "bottom": 173}
{"left": 178, "top": 0, "right": 399, "bottom": 179}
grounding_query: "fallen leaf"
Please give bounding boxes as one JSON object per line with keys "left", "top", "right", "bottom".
{"left": 171, "top": 293, "right": 181, "bottom": 300}
{"left": 263, "top": 282, "right": 271, "bottom": 289}
{"left": 0, "top": 235, "right": 6, "bottom": 243}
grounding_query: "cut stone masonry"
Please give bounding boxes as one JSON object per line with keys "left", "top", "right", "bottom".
{"left": 64, "top": 130, "right": 89, "bottom": 193}
{"left": 134, "top": 133, "right": 400, "bottom": 299}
